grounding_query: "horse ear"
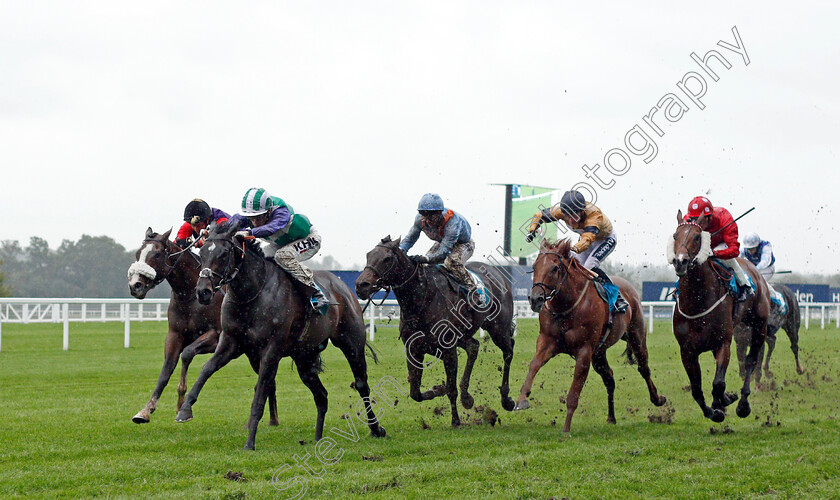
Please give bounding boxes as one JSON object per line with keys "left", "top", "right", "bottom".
{"left": 145, "top": 227, "right": 154, "bottom": 239}
{"left": 676, "top": 210, "right": 683, "bottom": 224}
{"left": 161, "top": 228, "right": 172, "bottom": 241}
{"left": 381, "top": 235, "right": 391, "bottom": 244}
{"left": 696, "top": 213, "right": 707, "bottom": 227}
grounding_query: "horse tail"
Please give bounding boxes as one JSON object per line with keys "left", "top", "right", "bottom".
{"left": 621, "top": 332, "right": 637, "bottom": 365}
{"left": 365, "top": 341, "right": 380, "bottom": 365}
{"left": 314, "top": 354, "right": 325, "bottom": 374}
{"left": 781, "top": 284, "right": 801, "bottom": 334}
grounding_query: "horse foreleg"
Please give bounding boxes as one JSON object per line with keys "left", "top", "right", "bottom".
{"left": 133, "top": 330, "right": 183, "bottom": 424}
{"left": 246, "top": 356, "right": 279, "bottom": 426}
{"left": 442, "top": 351, "right": 461, "bottom": 427}
{"left": 515, "top": 333, "right": 559, "bottom": 411}
{"left": 456, "top": 336, "right": 479, "bottom": 410}
{"left": 176, "top": 332, "right": 239, "bottom": 423}
{"left": 711, "top": 343, "right": 737, "bottom": 411}
{"left": 295, "top": 354, "right": 329, "bottom": 443}
{"left": 681, "top": 347, "right": 722, "bottom": 422}
{"left": 177, "top": 330, "right": 219, "bottom": 412}
{"left": 562, "top": 347, "right": 592, "bottom": 433}
{"left": 737, "top": 323, "right": 766, "bottom": 419}
{"left": 244, "top": 354, "right": 281, "bottom": 451}
{"left": 592, "top": 351, "right": 616, "bottom": 424}
{"left": 406, "top": 344, "right": 446, "bottom": 402}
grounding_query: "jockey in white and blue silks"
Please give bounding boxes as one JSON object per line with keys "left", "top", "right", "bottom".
{"left": 399, "top": 193, "right": 476, "bottom": 292}
{"left": 740, "top": 232, "right": 776, "bottom": 279}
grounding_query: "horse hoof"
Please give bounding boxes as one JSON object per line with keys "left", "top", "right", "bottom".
{"left": 607, "top": 417, "right": 616, "bottom": 425}
{"left": 451, "top": 419, "right": 461, "bottom": 428}
{"left": 132, "top": 412, "right": 150, "bottom": 424}
{"left": 501, "top": 397, "right": 516, "bottom": 412}
{"left": 175, "top": 410, "right": 193, "bottom": 423}
{"left": 653, "top": 395, "right": 667, "bottom": 407}
{"left": 736, "top": 401, "right": 751, "bottom": 418}
{"left": 723, "top": 392, "right": 739, "bottom": 406}
{"left": 797, "top": 367, "right": 805, "bottom": 375}
{"left": 371, "top": 426, "right": 387, "bottom": 438}
{"left": 710, "top": 409, "right": 725, "bottom": 423}
{"left": 269, "top": 420, "right": 279, "bottom": 427}
{"left": 243, "top": 443, "right": 255, "bottom": 451}
{"left": 514, "top": 400, "right": 530, "bottom": 411}
{"left": 461, "top": 394, "right": 475, "bottom": 410}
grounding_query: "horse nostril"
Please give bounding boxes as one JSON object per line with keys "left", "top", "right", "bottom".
{"left": 133, "top": 282, "right": 142, "bottom": 291}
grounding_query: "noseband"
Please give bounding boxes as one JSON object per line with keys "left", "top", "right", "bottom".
{"left": 135, "top": 238, "right": 200, "bottom": 287}
{"left": 530, "top": 251, "right": 592, "bottom": 315}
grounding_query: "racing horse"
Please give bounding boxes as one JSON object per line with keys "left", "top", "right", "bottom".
{"left": 735, "top": 283, "right": 804, "bottom": 383}
{"left": 127, "top": 227, "right": 278, "bottom": 425}
{"left": 175, "top": 222, "right": 385, "bottom": 450}
{"left": 515, "top": 239, "right": 666, "bottom": 432}
{"left": 670, "top": 211, "right": 770, "bottom": 422}
{"left": 355, "top": 236, "right": 516, "bottom": 428}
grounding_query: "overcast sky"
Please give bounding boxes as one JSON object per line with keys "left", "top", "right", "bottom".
{"left": 1, "top": 1, "right": 837, "bottom": 272}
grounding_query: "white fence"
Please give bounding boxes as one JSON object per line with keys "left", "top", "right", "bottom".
{"left": 1, "top": 298, "right": 838, "bottom": 352}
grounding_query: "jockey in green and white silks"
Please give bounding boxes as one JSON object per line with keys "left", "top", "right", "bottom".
{"left": 234, "top": 187, "right": 328, "bottom": 311}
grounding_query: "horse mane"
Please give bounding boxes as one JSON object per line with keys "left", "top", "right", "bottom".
{"left": 542, "top": 238, "right": 573, "bottom": 258}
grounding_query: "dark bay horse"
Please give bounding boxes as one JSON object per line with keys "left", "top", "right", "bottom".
{"left": 355, "top": 236, "right": 516, "bottom": 428}
{"left": 670, "top": 211, "right": 770, "bottom": 422}
{"left": 515, "top": 239, "right": 666, "bottom": 432}
{"left": 127, "top": 228, "right": 279, "bottom": 425}
{"left": 175, "top": 223, "right": 385, "bottom": 450}
{"left": 735, "top": 283, "right": 804, "bottom": 382}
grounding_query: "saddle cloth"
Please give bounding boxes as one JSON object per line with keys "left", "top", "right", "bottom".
{"left": 594, "top": 281, "right": 622, "bottom": 313}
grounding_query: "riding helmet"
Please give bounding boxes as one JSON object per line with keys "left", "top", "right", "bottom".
{"left": 417, "top": 193, "right": 445, "bottom": 212}
{"left": 184, "top": 199, "right": 212, "bottom": 224}
{"left": 686, "top": 196, "right": 713, "bottom": 218}
{"left": 241, "top": 187, "right": 274, "bottom": 216}
{"left": 559, "top": 190, "right": 587, "bottom": 214}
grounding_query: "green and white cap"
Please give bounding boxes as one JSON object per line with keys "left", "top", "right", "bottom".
{"left": 241, "top": 187, "right": 274, "bottom": 216}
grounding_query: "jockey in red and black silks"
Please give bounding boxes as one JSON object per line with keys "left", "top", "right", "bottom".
{"left": 682, "top": 196, "right": 754, "bottom": 302}
{"left": 400, "top": 193, "right": 477, "bottom": 292}
{"left": 175, "top": 199, "right": 231, "bottom": 249}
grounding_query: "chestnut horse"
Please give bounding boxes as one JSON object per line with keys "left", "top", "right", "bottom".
{"left": 735, "top": 283, "right": 804, "bottom": 383}
{"left": 355, "top": 236, "right": 516, "bottom": 428}
{"left": 176, "top": 223, "right": 385, "bottom": 450}
{"left": 127, "top": 227, "right": 277, "bottom": 425}
{"left": 515, "top": 239, "right": 666, "bottom": 433}
{"left": 670, "top": 211, "right": 770, "bottom": 422}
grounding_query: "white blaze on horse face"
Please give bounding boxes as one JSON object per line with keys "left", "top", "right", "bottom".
{"left": 208, "top": 242, "right": 216, "bottom": 252}
{"left": 127, "top": 242, "right": 157, "bottom": 283}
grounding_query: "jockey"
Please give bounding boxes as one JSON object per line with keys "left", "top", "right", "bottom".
{"left": 683, "top": 196, "right": 754, "bottom": 302}
{"left": 740, "top": 232, "right": 775, "bottom": 278}
{"left": 175, "top": 199, "right": 230, "bottom": 249}
{"left": 399, "top": 193, "right": 476, "bottom": 292}
{"left": 526, "top": 190, "right": 627, "bottom": 310}
{"left": 233, "top": 187, "right": 328, "bottom": 311}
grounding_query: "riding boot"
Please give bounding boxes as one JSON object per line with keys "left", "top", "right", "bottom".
{"left": 735, "top": 284, "right": 755, "bottom": 303}
{"left": 592, "top": 267, "right": 628, "bottom": 313}
{"left": 311, "top": 289, "right": 329, "bottom": 313}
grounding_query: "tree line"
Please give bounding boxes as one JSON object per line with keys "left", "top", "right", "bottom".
{"left": 0, "top": 235, "right": 836, "bottom": 298}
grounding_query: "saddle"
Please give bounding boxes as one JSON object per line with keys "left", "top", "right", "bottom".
{"left": 434, "top": 265, "right": 491, "bottom": 308}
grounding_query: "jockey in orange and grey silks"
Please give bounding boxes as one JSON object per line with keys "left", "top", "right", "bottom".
{"left": 526, "top": 190, "right": 617, "bottom": 271}
{"left": 400, "top": 193, "right": 476, "bottom": 292}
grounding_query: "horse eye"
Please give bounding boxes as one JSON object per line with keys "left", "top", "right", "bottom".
{"left": 154, "top": 252, "right": 162, "bottom": 258}
{"left": 673, "top": 233, "right": 677, "bottom": 240}
{"left": 551, "top": 265, "right": 560, "bottom": 274}
{"left": 694, "top": 235, "right": 700, "bottom": 243}
{"left": 383, "top": 256, "right": 392, "bottom": 264}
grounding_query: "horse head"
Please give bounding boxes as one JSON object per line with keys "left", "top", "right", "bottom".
{"left": 128, "top": 227, "right": 173, "bottom": 299}
{"left": 529, "top": 239, "right": 575, "bottom": 313}
{"left": 670, "top": 210, "right": 712, "bottom": 277}
{"left": 355, "top": 235, "right": 411, "bottom": 299}
{"left": 196, "top": 221, "right": 243, "bottom": 305}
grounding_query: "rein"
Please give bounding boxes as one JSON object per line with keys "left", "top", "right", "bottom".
{"left": 139, "top": 237, "right": 200, "bottom": 288}
{"left": 673, "top": 223, "right": 733, "bottom": 319}
{"left": 532, "top": 250, "right": 593, "bottom": 316}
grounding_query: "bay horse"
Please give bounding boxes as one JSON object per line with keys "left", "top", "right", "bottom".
{"left": 175, "top": 222, "right": 385, "bottom": 450}
{"left": 735, "top": 283, "right": 804, "bottom": 382}
{"left": 127, "top": 228, "right": 278, "bottom": 425}
{"left": 670, "top": 211, "right": 770, "bottom": 422}
{"left": 355, "top": 236, "right": 516, "bottom": 428}
{"left": 515, "top": 239, "right": 666, "bottom": 433}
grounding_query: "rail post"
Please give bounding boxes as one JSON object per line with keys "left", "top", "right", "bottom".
{"left": 124, "top": 303, "right": 131, "bottom": 348}
{"left": 368, "top": 302, "right": 375, "bottom": 341}
{"left": 648, "top": 304, "right": 654, "bottom": 334}
{"left": 63, "top": 303, "right": 70, "bottom": 351}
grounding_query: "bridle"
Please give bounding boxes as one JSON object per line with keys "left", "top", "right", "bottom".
{"left": 674, "top": 221, "right": 704, "bottom": 266}
{"left": 364, "top": 244, "right": 420, "bottom": 291}
{"left": 530, "top": 250, "right": 591, "bottom": 316}
{"left": 198, "top": 237, "right": 249, "bottom": 292}
{"left": 138, "top": 237, "right": 200, "bottom": 287}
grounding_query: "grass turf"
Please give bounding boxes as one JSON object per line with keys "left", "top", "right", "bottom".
{"left": 0, "top": 319, "right": 838, "bottom": 499}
